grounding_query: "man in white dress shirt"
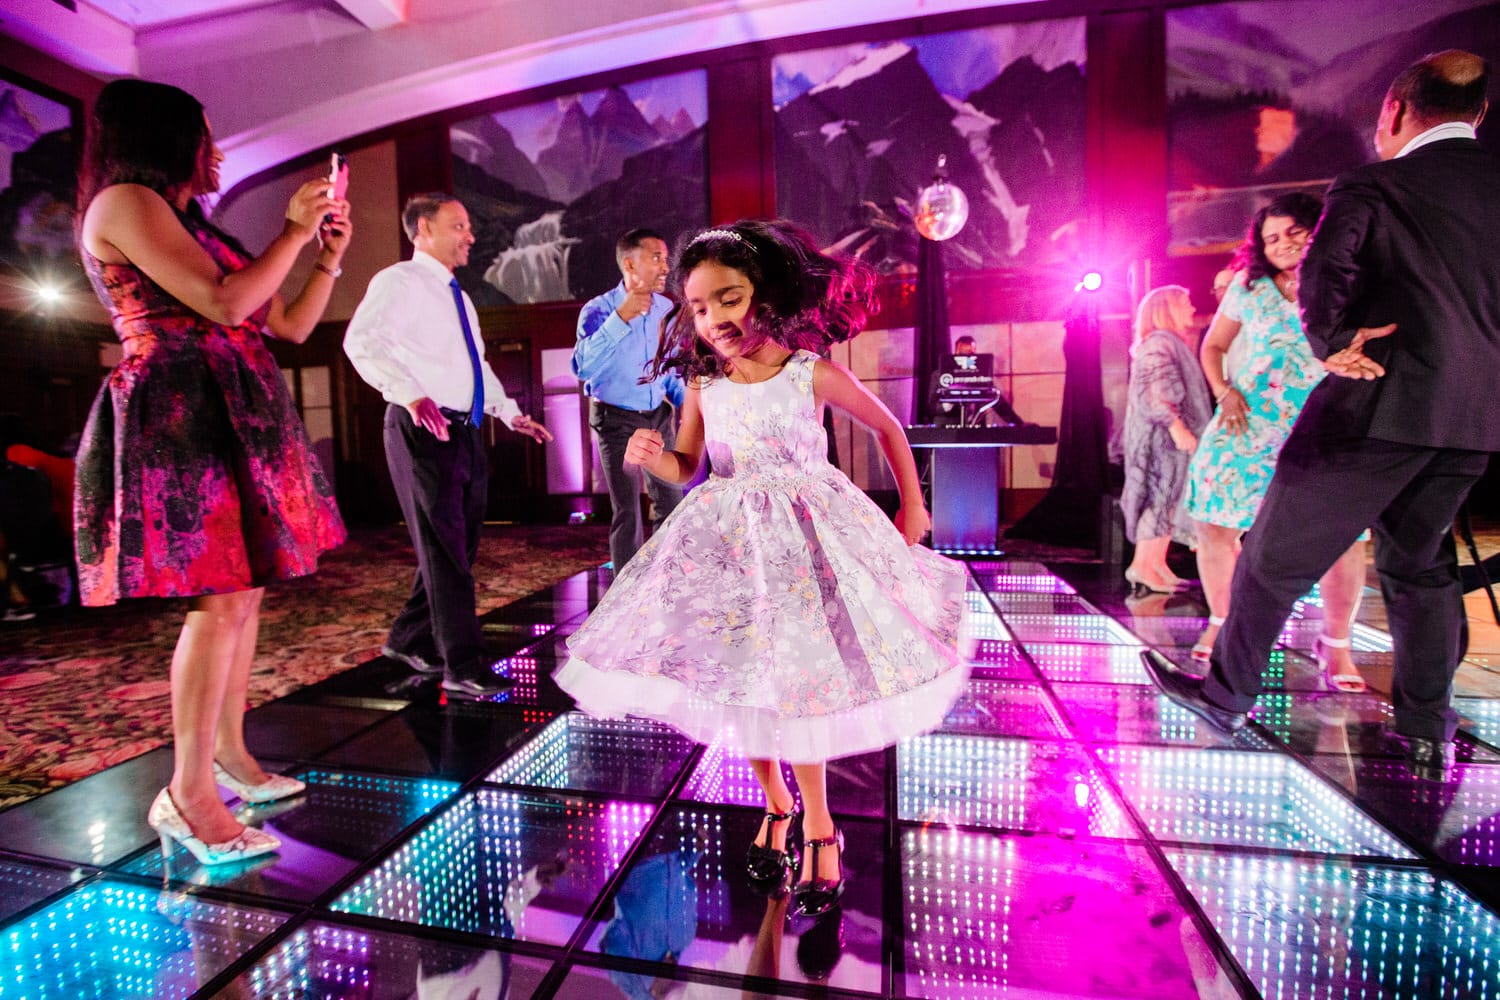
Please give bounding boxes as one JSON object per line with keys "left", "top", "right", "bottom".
{"left": 345, "top": 192, "right": 552, "bottom": 698}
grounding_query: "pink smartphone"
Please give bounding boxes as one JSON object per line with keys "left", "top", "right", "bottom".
{"left": 328, "top": 151, "right": 349, "bottom": 200}
{"left": 324, "top": 152, "right": 348, "bottom": 232}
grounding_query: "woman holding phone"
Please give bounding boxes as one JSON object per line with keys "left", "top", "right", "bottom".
{"left": 75, "top": 79, "right": 351, "bottom": 864}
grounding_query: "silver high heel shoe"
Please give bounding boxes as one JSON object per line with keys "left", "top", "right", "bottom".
{"left": 148, "top": 788, "right": 281, "bottom": 866}
{"left": 213, "top": 762, "right": 306, "bottom": 803}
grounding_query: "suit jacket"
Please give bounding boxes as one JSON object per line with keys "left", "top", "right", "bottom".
{"left": 1297, "top": 138, "right": 1500, "bottom": 451}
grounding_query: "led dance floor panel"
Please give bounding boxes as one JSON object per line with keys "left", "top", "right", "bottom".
{"left": 7, "top": 556, "right": 1500, "bottom": 1000}
{"left": 332, "top": 789, "right": 653, "bottom": 945}
{"left": 0, "top": 881, "right": 288, "bottom": 999}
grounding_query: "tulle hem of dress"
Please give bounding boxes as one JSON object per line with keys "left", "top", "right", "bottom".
{"left": 554, "top": 654, "right": 970, "bottom": 764}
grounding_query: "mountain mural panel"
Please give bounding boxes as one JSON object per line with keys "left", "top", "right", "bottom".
{"left": 0, "top": 81, "right": 76, "bottom": 279}
{"left": 1166, "top": 0, "right": 1500, "bottom": 254}
{"left": 773, "top": 19, "right": 1087, "bottom": 274}
{"left": 451, "top": 70, "right": 708, "bottom": 305}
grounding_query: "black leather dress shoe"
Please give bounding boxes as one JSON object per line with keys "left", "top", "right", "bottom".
{"left": 1140, "top": 650, "right": 1248, "bottom": 734}
{"left": 1401, "top": 735, "right": 1454, "bottom": 781}
{"left": 441, "top": 671, "right": 516, "bottom": 698}
{"left": 381, "top": 645, "right": 443, "bottom": 674}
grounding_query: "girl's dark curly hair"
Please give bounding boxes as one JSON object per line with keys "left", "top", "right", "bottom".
{"left": 646, "top": 219, "right": 877, "bottom": 383}
{"left": 1231, "top": 191, "right": 1323, "bottom": 289}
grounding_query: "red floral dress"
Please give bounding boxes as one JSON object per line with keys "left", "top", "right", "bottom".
{"left": 74, "top": 211, "right": 345, "bottom": 605}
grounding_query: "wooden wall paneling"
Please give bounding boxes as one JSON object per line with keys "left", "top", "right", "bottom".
{"left": 394, "top": 122, "right": 455, "bottom": 260}
{"left": 707, "top": 56, "right": 775, "bottom": 223}
{"left": 1086, "top": 8, "right": 1169, "bottom": 282}
{"left": 0, "top": 312, "right": 110, "bottom": 455}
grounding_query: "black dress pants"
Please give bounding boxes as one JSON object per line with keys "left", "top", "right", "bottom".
{"left": 383, "top": 404, "right": 488, "bottom": 680}
{"left": 1203, "top": 429, "right": 1489, "bottom": 741}
{"left": 589, "top": 399, "right": 681, "bottom": 571}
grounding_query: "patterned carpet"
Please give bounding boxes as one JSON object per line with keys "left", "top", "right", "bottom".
{"left": 0, "top": 523, "right": 608, "bottom": 808}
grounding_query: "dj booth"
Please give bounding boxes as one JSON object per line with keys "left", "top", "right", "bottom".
{"left": 907, "top": 352, "right": 1056, "bottom": 551}
{"left": 906, "top": 425, "right": 1057, "bottom": 551}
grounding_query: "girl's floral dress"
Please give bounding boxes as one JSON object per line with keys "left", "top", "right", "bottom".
{"left": 558, "top": 350, "right": 970, "bottom": 762}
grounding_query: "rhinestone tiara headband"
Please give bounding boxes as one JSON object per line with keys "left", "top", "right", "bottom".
{"left": 687, "top": 228, "right": 754, "bottom": 251}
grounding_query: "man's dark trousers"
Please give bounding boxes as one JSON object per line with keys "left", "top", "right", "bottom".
{"left": 383, "top": 404, "right": 489, "bottom": 678}
{"left": 589, "top": 399, "right": 681, "bottom": 571}
{"left": 1203, "top": 429, "right": 1488, "bottom": 742}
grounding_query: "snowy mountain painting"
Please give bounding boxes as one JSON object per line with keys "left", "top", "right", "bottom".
{"left": 772, "top": 18, "right": 1086, "bottom": 274}
{"left": 451, "top": 70, "right": 708, "bottom": 305}
{"left": 0, "top": 80, "right": 75, "bottom": 276}
{"left": 1167, "top": 0, "right": 1500, "bottom": 253}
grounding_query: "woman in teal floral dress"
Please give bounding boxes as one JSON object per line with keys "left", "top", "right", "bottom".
{"left": 1183, "top": 193, "right": 1368, "bottom": 691}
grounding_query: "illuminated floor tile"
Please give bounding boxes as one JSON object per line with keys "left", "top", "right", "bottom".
{"left": 1053, "top": 683, "right": 1274, "bottom": 750}
{"left": 318, "top": 700, "right": 547, "bottom": 779}
{"left": 1025, "top": 642, "right": 1151, "bottom": 685}
{"left": 899, "top": 827, "right": 1228, "bottom": 999}
{"left": 1115, "top": 613, "right": 1218, "bottom": 651}
{"left": 0, "top": 880, "right": 286, "bottom": 999}
{"left": 0, "top": 856, "right": 86, "bottom": 926}
{"left": 967, "top": 559, "right": 1054, "bottom": 576}
{"left": 1144, "top": 645, "right": 1326, "bottom": 693}
{"left": 507, "top": 633, "right": 569, "bottom": 665}
{"left": 679, "top": 740, "right": 887, "bottom": 819}
{"left": 555, "top": 963, "right": 749, "bottom": 999}
{"left": 1457, "top": 697, "right": 1500, "bottom": 751}
{"left": 488, "top": 713, "right": 697, "bottom": 798}
{"left": 987, "top": 592, "right": 1099, "bottom": 616}
{"left": 965, "top": 607, "right": 1012, "bottom": 641}
{"left": 1279, "top": 616, "right": 1394, "bottom": 654}
{"left": 1247, "top": 647, "right": 1331, "bottom": 693}
{"left": 482, "top": 652, "right": 579, "bottom": 710}
{"left": 1001, "top": 614, "right": 1142, "bottom": 646}
{"left": 119, "top": 771, "right": 459, "bottom": 902}
{"left": 966, "top": 640, "right": 1038, "bottom": 680}
{"left": 1100, "top": 746, "right": 1415, "bottom": 858}
{"left": 226, "top": 918, "right": 553, "bottom": 998}
{"left": 978, "top": 573, "right": 1076, "bottom": 594}
{"left": 1256, "top": 693, "right": 1498, "bottom": 765}
{"left": 937, "top": 678, "right": 1070, "bottom": 739}
{"left": 1168, "top": 848, "right": 1500, "bottom": 999}
{"left": 577, "top": 805, "right": 885, "bottom": 997}
{"left": 898, "top": 735, "right": 1134, "bottom": 838}
{"left": 1312, "top": 758, "right": 1500, "bottom": 867}
{"left": 332, "top": 789, "right": 653, "bottom": 945}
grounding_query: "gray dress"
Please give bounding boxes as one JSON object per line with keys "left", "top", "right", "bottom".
{"left": 1121, "top": 329, "right": 1213, "bottom": 545}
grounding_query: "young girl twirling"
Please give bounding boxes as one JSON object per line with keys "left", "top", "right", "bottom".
{"left": 556, "top": 220, "right": 970, "bottom": 918}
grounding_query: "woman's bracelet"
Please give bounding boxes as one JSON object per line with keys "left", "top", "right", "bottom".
{"left": 313, "top": 261, "right": 342, "bottom": 278}
{"left": 1214, "top": 384, "right": 1235, "bottom": 403}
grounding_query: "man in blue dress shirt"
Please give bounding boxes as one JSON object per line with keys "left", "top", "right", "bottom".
{"left": 573, "top": 228, "right": 685, "bottom": 571}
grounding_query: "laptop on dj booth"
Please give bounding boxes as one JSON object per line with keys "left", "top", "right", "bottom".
{"left": 936, "top": 353, "right": 996, "bottom": 401}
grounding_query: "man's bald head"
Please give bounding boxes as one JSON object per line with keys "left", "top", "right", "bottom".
{"left": 1375, "top": 50, "right": 1489, "bottom": 160}
{"left": 1388, "top": 50, "right": 1489, "bottom": 125}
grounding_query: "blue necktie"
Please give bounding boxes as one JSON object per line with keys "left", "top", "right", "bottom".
{"left": 450, "top": 277, "right": 485, "bottom": 426}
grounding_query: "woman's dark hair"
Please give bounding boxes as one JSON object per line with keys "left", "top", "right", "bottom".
{"left": 1232, "top": 191, "right": 1323, "bottom": 288}
{"left": 78, "top": 79, "right": 207, "bottom": 217}
{"left": 647, "top": 219, "right": 877, "bottom": 383}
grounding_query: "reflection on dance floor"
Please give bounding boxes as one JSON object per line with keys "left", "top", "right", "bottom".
{"left": 2, "top": 559, "right": 1500, "bottom": 997}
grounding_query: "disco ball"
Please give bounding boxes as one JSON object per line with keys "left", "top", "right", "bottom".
{"left": 913, "top": 177, "right": 969, "bottom": 241}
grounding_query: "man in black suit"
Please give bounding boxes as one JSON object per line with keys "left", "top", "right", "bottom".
{"left": 1144, "top": 51, "right": 1499, "bottom": 779}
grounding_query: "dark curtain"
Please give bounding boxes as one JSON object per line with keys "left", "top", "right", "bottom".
{"left": 1006, "top": 294, "right": 1109, "bottom": 549}
{"left": 913, "top": 236, "right": 950, "bottom": 425}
